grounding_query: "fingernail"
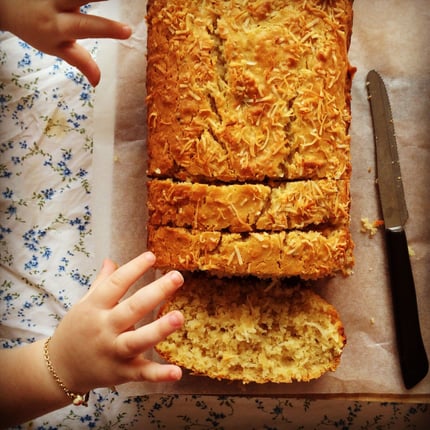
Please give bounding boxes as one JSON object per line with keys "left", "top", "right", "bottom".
{"left": 168, "top": 311, "right": 184, "bottom": 327}
{"left": 169, "top": 271, "right": 183, "bottom": 284}
{"left": 122, "top": 24, "right": 132, "bottom": 37}
{"left": 170, "top": 366, "right": 182, "bottom": 381}
{"left": 143, "top": 251, "right": 156, "bottom": 264}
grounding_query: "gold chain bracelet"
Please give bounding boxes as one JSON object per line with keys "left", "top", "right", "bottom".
{"left": 43, "top": 337, "right": 90, "bottom": 406}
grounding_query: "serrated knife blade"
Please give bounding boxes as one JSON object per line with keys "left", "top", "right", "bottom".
{"left": 366, "top": 70, "right": 428, "bottom": 389}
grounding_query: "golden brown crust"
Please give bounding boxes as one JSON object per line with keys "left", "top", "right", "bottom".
{"left": 148, "top": 178, "right": 350, "bottom": 232}
{"left": 155, "top": 273, "right": 347, "bottom": 384}
{"left": 147, "top": 0, "right": 354, "bottom": 182}
{"left": 148, "top": 225, "right": 354, "bottom": 279}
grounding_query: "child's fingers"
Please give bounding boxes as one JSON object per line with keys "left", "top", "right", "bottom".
{"left": 57, "top": 41, "right": 101, "bottom": 86}
{"left": 115, "top": 310, "right": 184, "bottom": 358}
{"left": 89, "top": 252, "right": 157, "bottom": 308}
{"left": 58, "top": 13, "right": 132, "bottom": 41}
{"left": 109, "top": 271, "right": 184, "bottom": 332}
{"left": 126, "top": 360, "right": 182, "bottom": 383}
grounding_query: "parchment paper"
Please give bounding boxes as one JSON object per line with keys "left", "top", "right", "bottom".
{"left": 93, "top": 0, "right": 430, "bottom": 400}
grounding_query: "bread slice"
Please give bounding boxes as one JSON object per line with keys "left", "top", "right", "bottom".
{"left": 156, "top": 273, "right": 346, "bottom": 384}
{"left": 148, "top": 225, "right": 353, "bottom": 279}
{"left": 148, "top": 179, "right": 350, "bottom": 232}
{"left": 146, "top": 0, "right": 354, "bottom": 182}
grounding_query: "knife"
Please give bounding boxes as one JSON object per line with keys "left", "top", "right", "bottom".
{"left": 366, "top": 70, "right": 428, "bottom": 389}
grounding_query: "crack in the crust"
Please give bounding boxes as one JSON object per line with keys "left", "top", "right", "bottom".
{"left": 282, "top": 96, "right": 298, "bottom": 176}
{"left": 207, "top": 94, "right": 221, "bottom": 123}
{"left": 208, "top": 14, "right": 227, "bottom": 91}
{"left": 204, "top": 13, "right": 231, "bottom": 165}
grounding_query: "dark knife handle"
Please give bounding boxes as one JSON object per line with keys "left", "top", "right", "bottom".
{"left": 386, "top": 226, "right": 429, "bottom": 389}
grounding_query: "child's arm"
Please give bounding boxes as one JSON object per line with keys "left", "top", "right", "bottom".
{"left": 0, "top": 252, "right": 184, "bottom": 428}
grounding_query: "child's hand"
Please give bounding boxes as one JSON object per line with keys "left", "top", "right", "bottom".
{"left": 48, "top": 252, "right": 184, "bottom": 394}
{"left": 0, "top": 0, "right": 132, "bottom": 86}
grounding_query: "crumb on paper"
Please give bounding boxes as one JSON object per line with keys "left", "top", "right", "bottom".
{"left": 114, "top": 154, "right": 119, "bottom": 162}
{"left": 360, "top": 217, "right": 384, "bottom": 237}
{"left": 370, "top": 317, "right": 375, "bottom": 325}
{"left": 368, "top": 167, "right": 372, "bottom": 173}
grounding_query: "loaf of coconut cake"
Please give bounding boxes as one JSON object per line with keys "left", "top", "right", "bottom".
{"left": 147, "top": 0, "right": 354, "bottom": 384}
{"left": 146, "top": 0, "right": 355, "bottom": 279}
{"left": 155, "top": 273, "right": 346, "bottom": 384}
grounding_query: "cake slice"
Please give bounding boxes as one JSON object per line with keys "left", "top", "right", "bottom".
{"left": 148, "top": 179, "right": 350, "bottom": 232}
{"left": 156, "top": 273, "right": 346, "bottom": 384}
{"left": 148, "top": 225, "right": 353, "bottom": 279}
